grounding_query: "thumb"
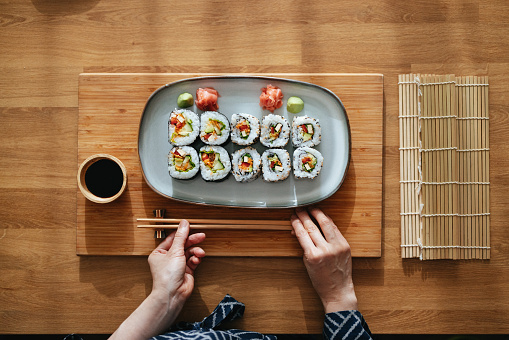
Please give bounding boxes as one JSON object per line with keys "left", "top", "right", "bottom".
{"left": 168, "top": 219, "right": 189, "bottom": 256}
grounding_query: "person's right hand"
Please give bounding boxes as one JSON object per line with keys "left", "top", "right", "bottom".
{"left": 291, "top": 207, "right": 358, "bottom": 313}
{"left": 148, "top": 220, "right": 206, "bottom": 307}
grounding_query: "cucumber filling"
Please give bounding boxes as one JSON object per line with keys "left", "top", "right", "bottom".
{"left": 203, "top": 119, "right": 225, "bottom": 140}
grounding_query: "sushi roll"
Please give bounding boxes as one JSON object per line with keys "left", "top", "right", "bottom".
{"left": 231, "top": 147, "right": 261, "bottom": 183}
{"left": 292, "top": 116, "right": 321, "bottom": 147}
{"left": 200, "top": 111, "right": 230, "bottom": 145}
{"left": 168, "top": 146, "right": 199, "bottom": 180}
{"left": 230, "top": 113, "right": 260, "bottom": 146}
{"left": 293, "top": 147, "right": 323, "bottom": 179}
{"left": 199, "top": 145, "right": 231, "bottom": 181}
{"left": 261, "top": 149, "right": 291, "bottom": 182}
{"left": 168, "top": 109, "right": 199, "bottom": 146}
{"left": 260, "top": 114, "right": 290, "bottom": 148}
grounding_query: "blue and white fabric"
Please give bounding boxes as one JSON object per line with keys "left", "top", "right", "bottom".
{"left": 151, "top": 295, "right": 372, "bottom": 340}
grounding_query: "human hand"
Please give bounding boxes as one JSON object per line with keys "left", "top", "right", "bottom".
{"left": 109, "top": 220, "right": 206, "bottom": 340}
{"left": 291, "top": 207, "right": 358, "bottom": 313}
{"left": 148, "top": 220, "right": 206, "bottom": 308}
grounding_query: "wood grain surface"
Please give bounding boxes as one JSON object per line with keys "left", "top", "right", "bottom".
{"left": 77, "top": 73, "right": 383, "bottom": 257}
{"left": 1, "top": 0, "right": 509, "bottom": 335}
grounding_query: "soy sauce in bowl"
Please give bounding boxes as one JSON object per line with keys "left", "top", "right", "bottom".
{"left": 85, "top": 159, "right": 124, "bottom": 198}
{"left": 78, "top": 154, "right": 127, "bottom": 203}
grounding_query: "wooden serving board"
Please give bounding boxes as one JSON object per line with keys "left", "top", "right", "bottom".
{"left": 77, "top": 73, "right": 383, "bottom": 257}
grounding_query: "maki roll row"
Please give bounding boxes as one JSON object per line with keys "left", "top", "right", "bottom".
{"left": 168, "top": 145, "right": 232, "bottom": 182}
{"left": 260, "top": 115, "right": 322, "bottom": 148}
{"left": 260, "top": 147, "right": 323, "bottom": 182}
{"left": 168, "top": 146, "right": 323, "bottom": 182}
{"left": 169, "top": 109, "right": 321, "bottom": 149}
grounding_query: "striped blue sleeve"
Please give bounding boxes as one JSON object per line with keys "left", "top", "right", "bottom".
{"left": 323, "top": 310, "right": 373, "bottom": 340}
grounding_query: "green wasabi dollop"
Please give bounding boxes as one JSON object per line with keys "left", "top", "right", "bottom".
{"left": 287, "top": 96, "right": 304, "bottom": 113}
{"left": 177, "top": 92, "right": 194, "bottom": 108}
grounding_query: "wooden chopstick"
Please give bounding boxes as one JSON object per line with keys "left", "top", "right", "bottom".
{"left": 137, "top": 224, "right": 292, "bottom": 231}
{"left": 136, "top": 218, "right": 293, "bottom": 230}
{"left": 137, "top": 218, "right": 292, "bottom": 226}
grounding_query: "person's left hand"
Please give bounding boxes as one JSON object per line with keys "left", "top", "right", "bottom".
{"left": 148, "top": 220, "right": 206, "bottom": 306}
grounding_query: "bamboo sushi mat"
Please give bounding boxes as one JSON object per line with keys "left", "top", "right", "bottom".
{"left": 399, "top": 74, "right": 490, "bottom": 260}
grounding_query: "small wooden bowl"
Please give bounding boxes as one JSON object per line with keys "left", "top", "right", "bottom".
{"left": 77, "top": 154, "right": 127, "bottom": 204}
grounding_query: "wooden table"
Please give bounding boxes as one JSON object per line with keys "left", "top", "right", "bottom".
{"left": 1, "top": 0, "right": 508, "bottom": 335}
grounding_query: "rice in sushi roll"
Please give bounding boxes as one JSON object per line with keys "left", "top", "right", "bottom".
{"left": 230, "top": 113, "right": 260, "bottom": 146}
{"left": 199, "top": 145, "right": 231, "bottom": 181}
{"left": 168, "top": 109, "right": 199, "bottom": 146}
{"left": 231, "top": 147, "right": 261, "bottom": 183}
{"left": 261, "top": 149, "right": 291, "bottom": 182}
{"left": 260, "top": 114, "right": 290, "bottom": 148}
{"left": 292, "top": 116, "right": 321, "bottom": 147}
{"left": 168, "top": 146, "right": 199, "bottom": 180}
{"left": 293, "top": 147, "right": 323, "bottom": 179}
{"left": 200, "top": 111, "right": 230, "bottom": 145}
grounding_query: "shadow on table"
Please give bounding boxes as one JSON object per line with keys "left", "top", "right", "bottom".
{"left": 78, "top": 255, "right": 151, "bottom": 298}
{"left": 31, "top": 0, "right": 100, "bottom": 15}
{"left": 83, "top": 184, "right": 135, "bottom": 255}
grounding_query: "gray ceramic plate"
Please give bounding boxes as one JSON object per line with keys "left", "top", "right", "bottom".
{"left": 138, "top": 76, "right": 350, "bottom": 208}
